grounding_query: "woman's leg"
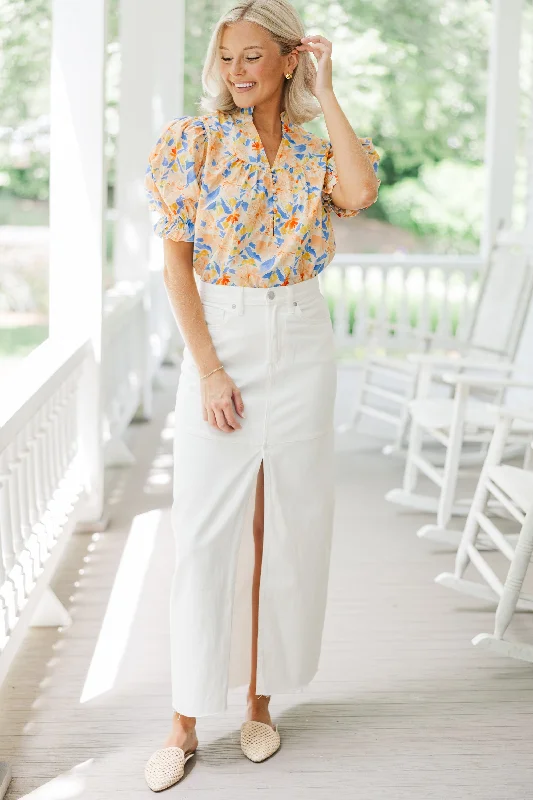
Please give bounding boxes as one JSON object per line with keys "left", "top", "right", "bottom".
{"left": 246, "top": 460, "right": 274, "bottom": 729}
{"left": 164, "top": 711, "right": 198, "bottom": 754}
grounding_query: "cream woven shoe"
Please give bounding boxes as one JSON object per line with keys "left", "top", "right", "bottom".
{"left": 240, "top": 720, "right": 281, "bottom": 762}
{"left": 144, "top": 746, "right": 196, "bottom": 792}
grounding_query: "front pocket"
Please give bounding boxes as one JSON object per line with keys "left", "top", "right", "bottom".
{"left": 290, "top": 297, "right": 332, "bottom": 326}
{"left": 202, "top": 302, "right": 227, "bottom": 326}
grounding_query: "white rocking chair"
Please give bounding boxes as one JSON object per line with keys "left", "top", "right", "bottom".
{"left": 337, "top": 235, "right": 533, "bottom": 458}
{"left": 386, "top": 369, "right": 533, "bottom": 545}
{"left": 436, "top": 409, "right": 533, "bottom": 663}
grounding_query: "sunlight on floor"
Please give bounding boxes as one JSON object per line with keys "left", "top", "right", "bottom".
{"left": 79, "top": 510, "right": 161, "bottom": 704}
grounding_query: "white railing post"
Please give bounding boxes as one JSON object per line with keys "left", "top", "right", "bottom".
{"left": 48, "top": 0, "right": 108, "bottom": 525}
{"left": 481, "top": 0, "right": 523, "bottom": 257}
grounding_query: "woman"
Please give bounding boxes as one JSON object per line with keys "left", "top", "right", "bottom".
{"left": 143, "top": 0, "right": 380, "bottom": 790}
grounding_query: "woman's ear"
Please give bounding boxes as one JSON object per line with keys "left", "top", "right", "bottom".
{"left": 287, "top": 49, "right": 299, "bottom": 74}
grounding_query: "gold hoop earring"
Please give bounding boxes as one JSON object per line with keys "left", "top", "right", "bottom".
{"left": 285, "top": 72, "right": 293, "bottom": 80}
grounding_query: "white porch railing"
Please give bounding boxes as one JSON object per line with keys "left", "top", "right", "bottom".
{"left": 321, "top": 254, "right": 484, "bottom": 352}
{"left": 0, "top": 272, "right": 175, "bottom": 686}
{"left": 0, "top": 338, "right": 91, "bottom": 684}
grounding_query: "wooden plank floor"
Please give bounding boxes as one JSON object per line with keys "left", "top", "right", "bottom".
{"left": 1, "top": 364, "right": 533, "bottom": 799}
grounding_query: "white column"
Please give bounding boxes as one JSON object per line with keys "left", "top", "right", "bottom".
{"left": 481, "top": 0, "right": 523, "bottom": 257}
{"left": 152, "top": 0, "right": 185, "bottom": 131}
{"left": 113, "top": 0, "right": 186, "bottom": 415}
{"left": 49, "top": 0, "right": 107, "bottom": 522}
{"left": 114, "top": 0, "right": 185, "bottom": 283}
{"left": 113, "top": 3, "right": 152, "bottom": 283}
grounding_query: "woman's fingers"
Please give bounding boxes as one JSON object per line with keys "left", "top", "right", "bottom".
{"left": 202, "top": 376, "right": 245, "bottom": 433}
{"left": 207, "top": 399, "right": 242, "bottom": 432}
{"left": 233, "top": 387, "right": 245, "bottom": 418}
{"left": 221, "top": 400, "right": 241, "bottom": 431}
{"left": 301, "top": 35, "right": 332, "bottom": 49}
{"left": 212, "top": 405, "right": 233, "bottom": 432}
{"left": 296, "top": 42, "right": 329, "bottom": 59}
{"left": 301, "top": 34, "right": 331, "bottom": 43}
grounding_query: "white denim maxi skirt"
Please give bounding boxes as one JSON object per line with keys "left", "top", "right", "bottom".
{"left": 170, "top": 272, "right": 337, "bottom": 717}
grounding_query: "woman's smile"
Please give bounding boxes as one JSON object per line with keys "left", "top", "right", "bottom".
{"left": 230, "top": 80, "right": 257, "bottom": 93}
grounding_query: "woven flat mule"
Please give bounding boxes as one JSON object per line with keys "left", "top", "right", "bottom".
{"left": 144, "top": 746, "right": 196, "bottom": 792}
{"left": 240, "top": 720, "right": 281, "bottom": 762}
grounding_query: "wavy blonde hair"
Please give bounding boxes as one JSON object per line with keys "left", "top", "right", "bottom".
{"left": 199, "top": 0, "right": 321, "bottom": 125}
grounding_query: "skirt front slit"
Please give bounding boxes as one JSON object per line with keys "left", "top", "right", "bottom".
{"left": 170, "top": 274, "right": 337, "bottom": 717}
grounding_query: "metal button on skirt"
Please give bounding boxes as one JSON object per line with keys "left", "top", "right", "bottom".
{"left": 170, "top": 273, "right": 337, "bottom": 717}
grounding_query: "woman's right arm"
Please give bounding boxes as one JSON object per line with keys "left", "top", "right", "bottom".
{"left": 163, "top": 238, "right": 245, "bottom": 433}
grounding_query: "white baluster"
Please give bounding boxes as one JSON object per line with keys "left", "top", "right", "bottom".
{"left": 395, "top": 265, "right": 409, "bottom": 343}
{"left": 17, "top": 430, "right": 32, "bottom": 546}
{"left": 357, "top": 264, "right": 369, "bottom": 347}
{"left": 0, "top": 451, "right": 15, "bottom": 575}
{"left": 457, "top": 270, "right": 476, "bottom": 341}
{"left": 24, "top": 419, "right": 40, "bottom": 580}
{"left": 49, "top": 395, "right": 62, "bottom": 496}
{"left": 32, "top": 411, "right": 50, "bottom": 563}
{"left": 0, "top": 450, "right": 11, "bottom": 641}
{"left": 435, "top": 268, "right": 451, "bottom": 339}
{"left": 335, "top": 266, "right": 349, "bottom": 344}
{"left": 418, "top": 266, "right": 431, "bottom": 345}
{"left": 374, "top": 263, "right": 387, "bottom": 344}
{"left": 6, "top": 443, "right": 23, "bottom": 563}
{"left": 15, "top": 431, "right": 33, "bottom": 599}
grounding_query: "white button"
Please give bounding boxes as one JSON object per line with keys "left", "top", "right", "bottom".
{"left": 267, "top": 290, "right": 275, "bottom": 299}
{"left": 232, "top": 303, "right": 236, "bottom": 308}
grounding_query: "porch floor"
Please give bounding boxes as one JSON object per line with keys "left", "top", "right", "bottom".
{"left": 1, "top": 364, "right": 533, "bottom": 799}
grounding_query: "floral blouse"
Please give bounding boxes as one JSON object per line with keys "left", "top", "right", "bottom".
{"left": 145, "top": 106, "right": 380, "bottom": 287}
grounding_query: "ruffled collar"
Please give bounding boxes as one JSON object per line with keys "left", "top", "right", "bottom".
{"left": 231, "top": 106, "right": 292, "bottom": 170}
{"left": 233, "top": 105, "right": 291, "bottom": 128}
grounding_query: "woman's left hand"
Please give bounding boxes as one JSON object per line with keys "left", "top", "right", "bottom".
{"left": 296, "top": 35, "right": 334, "bottom": 100}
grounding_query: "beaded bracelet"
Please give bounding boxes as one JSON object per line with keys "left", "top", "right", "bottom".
{"left": 200, "top": 364, "right": 224, "bottom": 380}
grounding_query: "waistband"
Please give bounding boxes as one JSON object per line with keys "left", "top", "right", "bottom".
{"left": 196, "top": 273, "right": 323, "bottom": 310}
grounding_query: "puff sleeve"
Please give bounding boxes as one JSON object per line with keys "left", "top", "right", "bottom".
{"left": 145, "top": 116, "right": 208, "bottom": 242}
{"left": 322, "top": 138, "right": 381, "bottom": 218}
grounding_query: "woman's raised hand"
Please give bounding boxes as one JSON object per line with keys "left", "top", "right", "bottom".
{"left": 201, "top": 369, "right": 245, "bottom": 433}
{"left": 296, "top": 34, "right": 334, "bottom": 100}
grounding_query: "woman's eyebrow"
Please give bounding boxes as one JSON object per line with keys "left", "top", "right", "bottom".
{"left": 219, "top": 45, "right": 265, "bottom": 50}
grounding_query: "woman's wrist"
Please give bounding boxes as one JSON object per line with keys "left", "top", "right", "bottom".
{"left": 316, "top": 88, "right": 337, "bottom": 108}
{"left": 200, "top": 363, "right": 224, "bottom": 380}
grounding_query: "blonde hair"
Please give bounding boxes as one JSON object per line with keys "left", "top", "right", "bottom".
{"left": 199, "top": 0, "right": 321, "bottom": 125}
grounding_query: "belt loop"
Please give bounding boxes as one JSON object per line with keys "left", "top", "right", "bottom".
{"left": 237, "top": 285, "right": 244, "bottom": 315}
{"left": 287, "top": 281, "right": 295, "bottom": 312}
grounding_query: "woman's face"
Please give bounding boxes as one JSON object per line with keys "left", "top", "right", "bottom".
{"left": 219, "top": 21, "right": 295, "bottom": 109}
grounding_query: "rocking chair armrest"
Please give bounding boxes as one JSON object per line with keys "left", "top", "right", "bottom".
{"left": 407, "top": 353, "right": 514, "bottom": 371}
{"left": 441, "top": 372, "right": 533, "bottom": 390}
{"left": 493, "top": 406, "right": 533, "bottom": 423}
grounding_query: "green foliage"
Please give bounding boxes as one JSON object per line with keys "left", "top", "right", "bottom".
{"left": 0, "top": 0, "right": 51, "bottom": 127}
{"left": 0, "top": 324, "right": 48, "bottom": 356}
{"left": 379, "top": 160, "right": 484, "bottom": 251}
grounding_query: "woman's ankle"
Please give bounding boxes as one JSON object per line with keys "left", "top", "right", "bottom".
{"left": 246, "top": 691, "right": 270, "bottom": 705}
{"left": 172, "top": 711, "right": 196, "bottom": 730}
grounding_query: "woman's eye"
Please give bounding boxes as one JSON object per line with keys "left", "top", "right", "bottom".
{"left": 220, "top": 56, "right": 261, "bottom": 62}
